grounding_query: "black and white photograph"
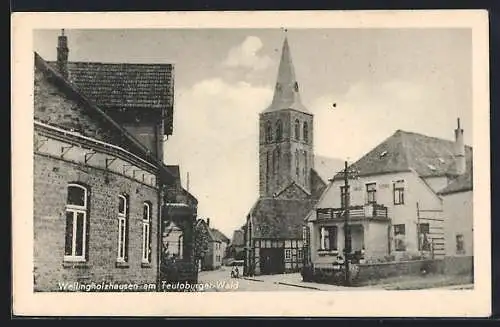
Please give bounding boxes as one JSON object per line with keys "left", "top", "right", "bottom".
{"left": 12, "top": 10, "right": 490, "bottom": 316}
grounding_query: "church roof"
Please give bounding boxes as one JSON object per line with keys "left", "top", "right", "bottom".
{"left": 250, "top": 198, "right": 315, "bottom": 239}
{"left": 262, "top": 37, "right": 310, "bottom": 114}
{"left": 331, "top": 129, "right": 473, "bottom": 181}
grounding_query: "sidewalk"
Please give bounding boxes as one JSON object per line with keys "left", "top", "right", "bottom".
{"left": 241, "top": 273, "right": 354, "bottom": 291}
{"left": 241, "top": 273, "right": 473, "bottom": 291}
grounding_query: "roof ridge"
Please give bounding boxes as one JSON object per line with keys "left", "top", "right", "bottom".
{"left": 49, "top": 60, "right": 173, "bottom": 67}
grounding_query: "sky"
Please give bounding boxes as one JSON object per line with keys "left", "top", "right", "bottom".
{"left": 33, "top": 28, "right": 473, "bottom": 237}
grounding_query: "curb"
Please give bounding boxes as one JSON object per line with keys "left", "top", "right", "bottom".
{"left": 241, "top": 277, "right": 265, "bottom": 282}
{"left": 275, "top": 281, "right": 321, "bottom": 290}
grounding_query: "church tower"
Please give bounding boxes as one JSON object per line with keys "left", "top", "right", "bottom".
{"left": 259, "top": 36, "right": 314, "bottom": 197}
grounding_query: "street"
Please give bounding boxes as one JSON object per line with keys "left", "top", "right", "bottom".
{"left": 197, "top": 267, "right": 474, "bottom": 292}
{"left": 197, "top": 267, "right": 350, "bottom": 292}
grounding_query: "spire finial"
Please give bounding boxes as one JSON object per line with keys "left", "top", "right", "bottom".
{"left": 61, "top": 29, "right": 65, "bottom": 36}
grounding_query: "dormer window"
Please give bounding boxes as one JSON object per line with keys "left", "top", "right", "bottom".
{"left": 379, "top": 151, "right": 388, "bottom": 158}
{"left": 294, "top": 81, "right": 299, "bottom": 92}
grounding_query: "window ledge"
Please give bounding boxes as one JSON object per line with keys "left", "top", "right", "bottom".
{"left": 115, "top": 261, "right": 130, "bottom": 268}
{"left": 63, "top": 261, "right": 91, "bottom": 268}
{"left": 317, "top": 250, "right": 338, "bottom": 256}
{"left": 141, "top": 262, "right": 152, "bottom": 268}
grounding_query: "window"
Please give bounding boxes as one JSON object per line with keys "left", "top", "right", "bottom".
{"left": 340, "top": 186, "right": 349, "bottom": 209}
{"left": 265, "top": 121, "right": 272, "bottom": 143}
{"left": 285, "top": 249, "right": 292, "bottom": 260}
{"left": 394, "top": 224, "right": 406, "bottom": 251}
{"left": 65, "top": 184, "right": 89, "bottom": 262}
{"left": 418, "top": 223, "right": 431, "bottom": 251}
{"left": 265, "top": 151, "right": 270, "bottom": 192}
{"left": 456, "top": 234, "right": 465, "bottom": 254}
{"left": 303, "top": 122, "right": 309, "bottom": 143}
{"left": 303, "top": 151, "right": 307, "bottom": 183}
{"left": 302, "top": 226, "right": 309, "bottom": 245}
{"left": 294, "top": 119, "right": 300, "bottom": 140}
{"left": 366, "top": 183, "right": 377, "bottom": 204}
{"left": 297, "top": 248, "right": 303, "bottom": 261}
{"left": 275, "top": 120, "right": 283, "bottom": 141}
{"left": 273, "top": 148, "right": 280, "bottom": 175}
{"left": 142, "top": 202, "right": 152, "bottom": 263}
{"left": 320, "top": 226, "right": 338, "bottom": 251}
{"left": 393, "top": 180, "right": 405, "bottom": 205}
{"left": 178, "top": 235, "right": 183, "bottom": 259}
{"left": 117, "top": 194, "right": 129, "bottom": 262}
{"left": 295, "top": 149, "right": 300, "bottom": 177}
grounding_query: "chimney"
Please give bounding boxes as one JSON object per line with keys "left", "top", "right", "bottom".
{"left": 453, "top": 117, "right": 466, "bottom": 175}
{"left": 206, "top": 218, "right": 210, "bottom": 227}
{"left": 57, "top": 29, "right": 69, "bottom": 79}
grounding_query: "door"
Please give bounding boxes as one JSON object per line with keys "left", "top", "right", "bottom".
{"left": 260, "top": 248, "right": 285, "bottom": 275}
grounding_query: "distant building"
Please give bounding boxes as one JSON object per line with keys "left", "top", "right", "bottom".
{"left": 194, "top": 219, "right": 230, "bottom": 270}
{"left": 227, "top": 229, "right": 246, "bottom": 261}
{"left": 242, "top": 37, "right": 332, "bottom": 276}
{"left": 306, "top": 119, "right": 473, "bottom": 275}
{"left": 33, "top": 30, "right": 196, "bottom": 291}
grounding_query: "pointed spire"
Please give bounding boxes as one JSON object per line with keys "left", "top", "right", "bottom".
{"left": 263, "top": 34, "right": 309, "bottom": 113}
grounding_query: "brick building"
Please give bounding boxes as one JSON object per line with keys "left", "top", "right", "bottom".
{"left": 33, "top": 31, "right": 196, "bottom": 291}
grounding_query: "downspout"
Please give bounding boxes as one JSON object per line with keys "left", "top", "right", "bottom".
{"left": 156, "top": 174, "right": 163, "bottom": 291}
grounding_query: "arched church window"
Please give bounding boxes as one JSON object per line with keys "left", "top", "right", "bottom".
{"left": 294, "top": 119, "right": 300, "bottom": 140}
{"left": 273, "top": 148, "right": 280, "bottom": 176}
{"left": 276, "top": 120, "right": 283, "bottom": 142}
{"left": 303, "top": 151, "right": 308, "bottom": 184}
{"left": 294, "top": 82, "right": 299, "bottom": 92}
{"left": 303, "top": 122, "right": 309, "bottom": 144}
{"left": 295, "top": 149, "right": 300, "bottom": 177}
{"left": 266, "top": 121, "right": 272, "bottom": 143}
{"left": 266, "top": 151, "right": 270, "bottom": 193}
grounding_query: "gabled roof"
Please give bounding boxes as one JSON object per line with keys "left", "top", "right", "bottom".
{"left": 314, "top": 155, "right": 345, "bottom": 183}
{"left": 332, "top": 129, "right": 473, "bottom": 181}
{"left": 35, "top": 52, "right": 175, "bottom": 183}
{"left": 263, "top": 37, "right": 309, "bottom": 114}
{"left": 438, "top": 166, "right": 474, "bottom": 195}
{"left": 310, "top": 168, "right": 328, "bottom": 200}
{"left": 250, "top": 198, "right": 315, "bottom": 239}
{"left": 210, "top": 228, "right": 230, "bottom": 244}
{"left": 49, "top": 61, "right": 174, "bottom": 136}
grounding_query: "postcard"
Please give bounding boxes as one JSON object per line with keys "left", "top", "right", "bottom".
{"left": 11, "top": 10, "right": 490, "bottom": 317}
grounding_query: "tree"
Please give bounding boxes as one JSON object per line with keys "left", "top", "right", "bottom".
{"left": 194, "top": 221, "right": 210, "bottom": 263}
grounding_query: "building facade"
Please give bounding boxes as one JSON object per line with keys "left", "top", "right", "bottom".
{"left": 305, "top": 119, "right": 473, "bottom": 275}
{"left": 33, "top": 31, "right": 196, "bottom": 291}
{"left": 243, "top": 37, "right": 328, "bottom": 276}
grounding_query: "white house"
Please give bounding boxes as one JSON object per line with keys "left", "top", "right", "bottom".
{"left": 305, "top": 119, "right": 473, "bottom": 272}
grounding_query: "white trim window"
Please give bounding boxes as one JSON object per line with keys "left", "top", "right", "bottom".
{"left": 285, "top": 248, "right": 292, "bottom": 260}
{"left": 117, "top": 194, "right": 128, "bottom": 262}
{"left": 142, "top": 202, "right": 152, "bottom": 263}
{"left": 64, "top": 184, "right": 88, "bottom": 262}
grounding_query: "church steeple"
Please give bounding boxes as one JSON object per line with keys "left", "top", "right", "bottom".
{"left": 264, "top": 36, "right": 309, "bottom": 114}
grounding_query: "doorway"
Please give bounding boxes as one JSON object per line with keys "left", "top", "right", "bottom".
{"left": 260, "top": 248, "right": 285, "bottom": 275}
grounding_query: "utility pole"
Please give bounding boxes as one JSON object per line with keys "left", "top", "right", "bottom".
{"left": 343, "top": 160, "right": 351, "bottom": 286}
